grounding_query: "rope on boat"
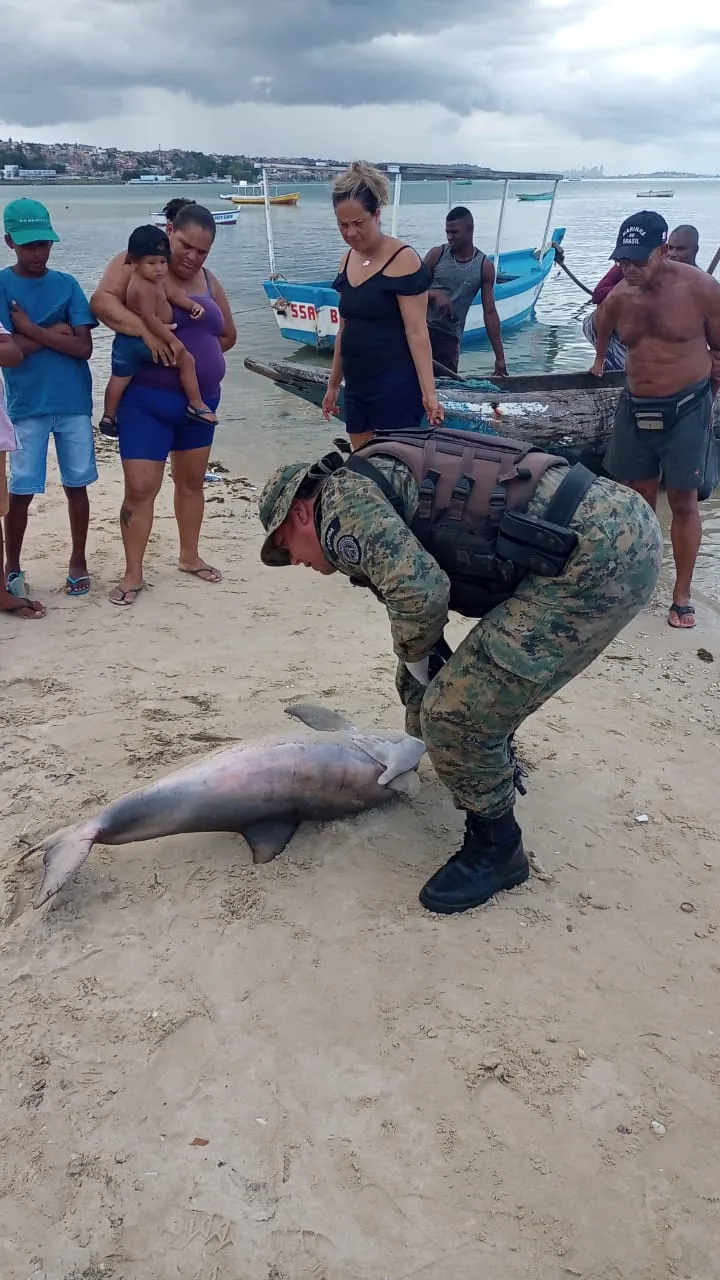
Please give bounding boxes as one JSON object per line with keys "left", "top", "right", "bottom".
{"left": 551, "top": 240, "right": 594, "bottom": 298}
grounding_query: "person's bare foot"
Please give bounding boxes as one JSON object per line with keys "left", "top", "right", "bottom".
{"left": 668, "top": 602, "right": 696, "bottom": 629}
{"left": 178, "top": 560, "right": 223, "bottom": 584}
{"left": 0, "top": 587, "right": 46, "bottom": 619}
{"left": 109, "top": 579, "right": 145, "bottom": 607}
{"left": 66, "top": 562, "right": 91, "bottom": 596}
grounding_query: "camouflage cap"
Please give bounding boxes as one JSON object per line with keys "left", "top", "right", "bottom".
{"left": 258, "top": 462, "right": 315, "bottom": 566}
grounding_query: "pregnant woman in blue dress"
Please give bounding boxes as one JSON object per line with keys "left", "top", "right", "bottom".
{"left": 91, "top": 204, "right": 237, "bottom": 605}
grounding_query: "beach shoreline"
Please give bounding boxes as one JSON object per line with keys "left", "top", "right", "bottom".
{"left": 1, "top": 441, "right": 719, "bottom": 1279}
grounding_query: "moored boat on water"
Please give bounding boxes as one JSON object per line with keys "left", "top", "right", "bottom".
{"left": 516, "top": 191, "right": 554, "bottom": 202}
{"left": 259, "top": 161, "right": 566, "bottom": 352}
{"left": 636, "top": 189, "right": 674, "bottom": 198}
{"left": 244, "top": 356, "right": 628, "bottom": 471}
{"left": 151, "top": 209, "right": 239, "bottom": 228}
{"left": 220, "top": 181, "right": 300, "bottom": 206}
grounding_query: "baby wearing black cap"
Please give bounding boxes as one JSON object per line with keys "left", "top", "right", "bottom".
{"left": 99, "top": 224, "right": 217, "bottom": 436}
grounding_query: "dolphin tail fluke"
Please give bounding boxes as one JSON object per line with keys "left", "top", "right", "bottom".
{"left": 284, "top": 703, "right": 357, "bottom": 733}
{"left": 31, "top": 823, "right": 98, "bottom": 908}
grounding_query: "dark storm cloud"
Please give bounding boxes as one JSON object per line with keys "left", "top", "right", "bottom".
{"left": 0, "top": 0, "right": 575, "bottom": 124}
{"left": 0, "top": 0, "right": 714, "bottom": 146}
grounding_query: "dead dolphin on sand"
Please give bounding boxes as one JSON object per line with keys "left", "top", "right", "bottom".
{"left": 19, "top": 704, "right": 426, "bottom": 908}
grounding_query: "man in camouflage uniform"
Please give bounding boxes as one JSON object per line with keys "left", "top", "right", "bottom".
{"left": 257, "top": 447, "right": 663, "bottom": 914}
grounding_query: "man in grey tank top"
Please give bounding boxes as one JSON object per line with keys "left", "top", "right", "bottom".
{"left": 425, "top": 207, "right": 507, "bottom": 376}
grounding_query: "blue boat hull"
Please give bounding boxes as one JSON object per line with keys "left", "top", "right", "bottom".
{"left": 265, "top": 228, "right": 565, "bottom": 352}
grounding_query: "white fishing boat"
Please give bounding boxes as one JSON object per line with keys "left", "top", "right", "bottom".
{"left": 259, "top": 162, "right": 565, "bottom": 351}
{"left": 151, "top": 208, "right": 239, "bottom": 228}
{"left": 635, "top": 189, "right": 674, "bottom": 198}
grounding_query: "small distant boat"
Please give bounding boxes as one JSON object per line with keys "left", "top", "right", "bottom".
{"left": 151, "top": 209, "right": 239, "bottom": 228}
{"left": 635, "top": 189, "right": 674, "bottom": 198}
{"left": 455, "top": 179, "right": 472, "bottom": 186}
{"left": 220, "top": 181, "right": 300, "bottom": 207}
{"left": 516, "top": 191, "right": 554, "bottom": 202}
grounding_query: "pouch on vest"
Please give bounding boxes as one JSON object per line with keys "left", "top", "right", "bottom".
{"left": 344, "top": 428, "right": 596, "bottom": 617}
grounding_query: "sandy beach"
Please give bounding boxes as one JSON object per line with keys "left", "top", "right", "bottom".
{"left": 1, "top": 432, "right": 719, "bottom": 1280}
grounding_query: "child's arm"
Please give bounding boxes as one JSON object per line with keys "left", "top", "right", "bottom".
{"left": 131, "top": 276, "right": 186, "bottom": 346}
{"left": 164, "top": 279, "right": 204, "bottom": 320}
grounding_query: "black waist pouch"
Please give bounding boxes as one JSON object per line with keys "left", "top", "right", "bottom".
{"left": 495, "top": 462, "right": 596, "bottom": 578}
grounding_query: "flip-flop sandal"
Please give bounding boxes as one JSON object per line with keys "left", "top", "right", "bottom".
{"left": 108, "top": 583, "right": 145, "bottom": 607}
{"left": 179, "top": 565, "right": 223, "bottom": 583}
{"left": 1, "top": 596, "right": 46, "bottom": 619}
{"left": 98, "top": 415, "right": 118, "bottom": 438}
{"left": 668, "top": 603, "right": 696, "bottom": 629}
{"left": 7, "top": 571, "right": 26, "bottom": 599}
{"left": 65, "top": 575, "right": 91, "bottom": 596}
{"left": 186, "top": 406, "right": 218, "bottom": 425}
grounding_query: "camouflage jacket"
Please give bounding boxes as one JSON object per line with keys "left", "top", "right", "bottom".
{"left": 319, "top": 456, "right": 449, "bottom": 664}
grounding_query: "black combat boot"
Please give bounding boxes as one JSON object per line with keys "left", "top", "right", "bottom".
{"left": 419, "top": 810, "right": 529, "bottom": 915}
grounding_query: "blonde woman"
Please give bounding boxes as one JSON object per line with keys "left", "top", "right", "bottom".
{"left": 321, "top": 162, "right": 443, "bottom": 446}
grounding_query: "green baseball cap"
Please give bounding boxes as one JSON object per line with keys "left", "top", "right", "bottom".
{"left": 3, "top": 197, "right": 59, "bottom": 245}
{"left": 258, "top": 462, "right": 315, "bottom": 566}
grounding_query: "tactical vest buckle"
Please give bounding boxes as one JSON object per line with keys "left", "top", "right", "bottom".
{"left": 417, "top": 471, "right": 439, "bottom": 522}
{"left": 488, "top": 483, "right": 508, "bottom": 525}
{"left": 449, "top": 474, "right": 474, "bottom": 521}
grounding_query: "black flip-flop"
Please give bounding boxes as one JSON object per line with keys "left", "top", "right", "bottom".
{"left": 668, "top": 603, "right": 696, "bottom": 629}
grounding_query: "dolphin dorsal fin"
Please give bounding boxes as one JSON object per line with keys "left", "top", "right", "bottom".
{"left": 284, "top": 703, "right": 357, "bottom": 733}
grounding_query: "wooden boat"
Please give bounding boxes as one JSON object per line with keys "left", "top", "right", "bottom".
{"left": 220, "top": 182, "right": 300, "bottom": 206}
{"left": 261, "top": 161, "right": 565, "bottom": 351}
{"left": 244, "top": 356, "right": 629, "bottom": 471}
{"left": 516, "top": 191, "right": 554, "bottom": 202}
{"left": 151, "top": 209, "right": 239, "bottom": 227}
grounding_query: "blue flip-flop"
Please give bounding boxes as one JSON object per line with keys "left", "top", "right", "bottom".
{"left": 65, "top": 574, "right": 91, "bottom": 597}
{"left": 7, "top": 571, "right": 26, "bottom": 599}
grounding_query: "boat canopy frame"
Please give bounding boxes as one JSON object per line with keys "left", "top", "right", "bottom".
{"left": 258, "top": 161, "right": 563, "bottom": 278}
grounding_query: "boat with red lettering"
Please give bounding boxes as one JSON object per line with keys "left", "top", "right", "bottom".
{"left": 260, "top": 161, "right": 565, "bottom": 351}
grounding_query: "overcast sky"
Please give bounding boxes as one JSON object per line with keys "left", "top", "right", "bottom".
{"left": 1, "top": 0, "right": 718, "bottom": 172}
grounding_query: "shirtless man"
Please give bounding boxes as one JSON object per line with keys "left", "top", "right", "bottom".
{"left": 591, "top": 211, "right": 720, "bottom": 629}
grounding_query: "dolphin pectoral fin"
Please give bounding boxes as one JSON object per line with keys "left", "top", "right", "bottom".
{"left": 242, "top": 819, "right": 299, "bottom": 865}
{"left": 351, "top": 734, "right": 426, "bottom": 785}
{"left": 387, "top": 770, "right": 422, "bottom": 799}
{"left": 284, "top": 703, "right": 357, "bottom": 733}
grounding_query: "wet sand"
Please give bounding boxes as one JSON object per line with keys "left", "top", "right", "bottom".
{"left": 1, "top": 429, "right": 719, "bottom": 1280}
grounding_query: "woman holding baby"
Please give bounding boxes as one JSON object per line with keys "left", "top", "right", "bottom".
{"left": 91, "top": 203, "right": 237, "bottom": 606}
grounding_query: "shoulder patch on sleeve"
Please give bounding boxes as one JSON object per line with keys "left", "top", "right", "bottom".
{"left": 335, "top": 534, "right": 362, "bottom": 566}
{"left": 323, "top": 516, "right": 340, "bottom": 558}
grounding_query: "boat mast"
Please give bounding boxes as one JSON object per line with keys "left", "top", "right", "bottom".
{"left": 389, "top": 165, "right": 402, "bottom": 237}
{"left": 537, "top": 178, "right": 561, "bottom": 258}
{"left": 492, "top": 179, "right": 509, "bottom": 265}
{"left": 261, "top": 166, "right": 277, "bottom": 277}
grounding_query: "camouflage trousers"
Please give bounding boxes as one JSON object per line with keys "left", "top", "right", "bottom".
{"left": 395, "top": 472, "right": 663, "bottom": 819}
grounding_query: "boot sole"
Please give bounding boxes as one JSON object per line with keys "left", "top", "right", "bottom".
{"left": 418, "top": 861, "right": 530, "bottom": 915}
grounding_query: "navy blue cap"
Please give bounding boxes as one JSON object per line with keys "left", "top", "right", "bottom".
{"left": 611, "top": 211, "right": 668, "bottom": 261}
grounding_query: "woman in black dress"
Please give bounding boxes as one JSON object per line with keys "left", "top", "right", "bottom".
{"left": 321, "top": 162, "right": 443, "bottom": 447}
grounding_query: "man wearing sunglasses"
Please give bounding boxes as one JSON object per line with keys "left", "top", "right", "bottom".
{"left": 590, "top": 211, "right": 720, "bottom": 629}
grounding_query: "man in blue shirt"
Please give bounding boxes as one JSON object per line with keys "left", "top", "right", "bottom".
{"left": 0, "top": 198, "right": 98, "bottom": 598}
